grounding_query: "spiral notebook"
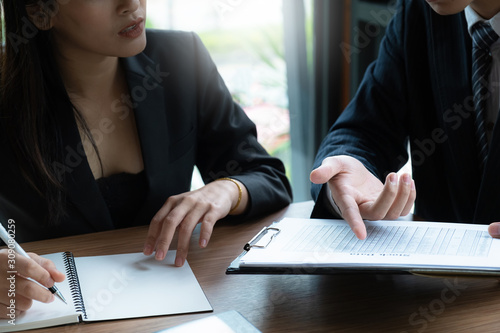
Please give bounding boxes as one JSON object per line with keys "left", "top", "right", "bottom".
{"left": 0, "top": 251, "right": 212, "bottom": 332}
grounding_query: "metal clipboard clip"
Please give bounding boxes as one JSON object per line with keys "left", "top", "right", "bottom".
{"left": 243, "top": 226, "right": 281, "bottom": 251}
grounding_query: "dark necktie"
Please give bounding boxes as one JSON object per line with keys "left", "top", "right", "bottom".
{"left": 471, "top": 22, "right": 499, "bottom": 170}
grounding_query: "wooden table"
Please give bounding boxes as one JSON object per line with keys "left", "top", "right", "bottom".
{"left": 21, "top": 202, "right": 500, "bottom": 332}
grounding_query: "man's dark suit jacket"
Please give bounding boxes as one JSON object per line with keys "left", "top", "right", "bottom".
{"left": 0, "top": 30, "right": 292, "bottom": 242}
{"left": 312, "top": 0, "right": 500, "bottom": 224}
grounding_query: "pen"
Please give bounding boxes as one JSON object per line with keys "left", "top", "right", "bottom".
{"left": 0, "top": 223, "right": 67, "bottom": 304}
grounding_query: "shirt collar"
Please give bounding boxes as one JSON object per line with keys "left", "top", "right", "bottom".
{"left": 465, "top": 5, "right": 500, "bottom": 38}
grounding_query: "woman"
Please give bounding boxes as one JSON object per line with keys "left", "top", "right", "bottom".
{"left": 0, "top": 0, "right": 292, "bottom": 316}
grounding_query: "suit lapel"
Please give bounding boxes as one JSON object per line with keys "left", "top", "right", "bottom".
{"left": 121, "top": 54, "right": 171, "bottom": 218}
{"left": 427, "top": 11, "right": 481, "bottom": 220}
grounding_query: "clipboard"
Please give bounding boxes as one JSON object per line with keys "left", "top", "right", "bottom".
{"left": 226, "top": 218, "right": 500, "bottom": 277}
{"left": 226, "top": 221, "right": 412, "bottom": 275}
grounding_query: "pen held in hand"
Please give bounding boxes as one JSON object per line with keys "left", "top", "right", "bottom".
{"left": 0, "top": 223, "right": 67, "bottom": 304}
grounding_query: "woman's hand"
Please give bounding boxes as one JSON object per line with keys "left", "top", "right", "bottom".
{"left": 310, "top": 155, "right": 416, "bottom": 239}
{"left": 0, "top": 250, "right": 65, "bottom": 318}
{"left": 143, "top": 178, "right": 248, "bottom": 267}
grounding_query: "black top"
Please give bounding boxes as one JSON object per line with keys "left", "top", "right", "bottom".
{"left": 96, "top": 171, "right": 148, "bottom": 229}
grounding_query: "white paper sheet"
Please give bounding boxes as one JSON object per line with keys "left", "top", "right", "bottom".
{"left": 240, "top": 218, "right": 500, "bottom": 272}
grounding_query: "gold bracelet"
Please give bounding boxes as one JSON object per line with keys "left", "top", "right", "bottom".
{"left": 216, "top": 177, "right": 242, "bottom": 214}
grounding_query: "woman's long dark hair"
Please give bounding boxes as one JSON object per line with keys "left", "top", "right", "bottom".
{"left": 0, "top": 1, "right": 99, "bottom": 224}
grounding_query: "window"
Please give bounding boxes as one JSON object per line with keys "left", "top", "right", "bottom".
{"left": 146, "top": 0, "right": 294, "bottom": 192}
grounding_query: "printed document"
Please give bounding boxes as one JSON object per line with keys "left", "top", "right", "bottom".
{"left": 239, "top": 218, "right": 500, "bottom": 273}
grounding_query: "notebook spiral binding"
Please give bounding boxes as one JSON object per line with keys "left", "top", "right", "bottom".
{"left": 62, "top": 251, "right": 87, "bottom": 319}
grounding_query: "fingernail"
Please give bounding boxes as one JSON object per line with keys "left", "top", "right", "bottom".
{"left": 143, "top": 244, "right": 152, "bottom": 255}
{"left": 403, "top": 174, "right": 411, "bottom": 184}
{"left": 389, "top": 174, "right": 397, "bottom": 185}
{"left": 155, "top": 250, "right": 164, "bottom": 261}
{"left": 175, "top": 257, "right": 184, "bottom": 267}
{"left": 200, "top": 239, "right": 207, "bottom": 248}
{"left": 411, "top": 180, "right": 416, "bottom": 190}
{"left": 490, "top": 223, "right": 500, "bottom": 237}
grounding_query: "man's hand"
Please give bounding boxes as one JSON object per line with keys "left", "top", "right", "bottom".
{"left": 488, "top": 222, "right": 500, "bottom": 238}
{"left": 310, "top": 155, "right": 416, "bottom": 239}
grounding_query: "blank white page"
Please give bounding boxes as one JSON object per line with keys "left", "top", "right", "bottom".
{"left": 75, "top": 251, "right": 212, "bottom": 321}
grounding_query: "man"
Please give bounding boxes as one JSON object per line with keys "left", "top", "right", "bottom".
{"left": 310, "top": 0, "right": 500, "bottom": 239}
